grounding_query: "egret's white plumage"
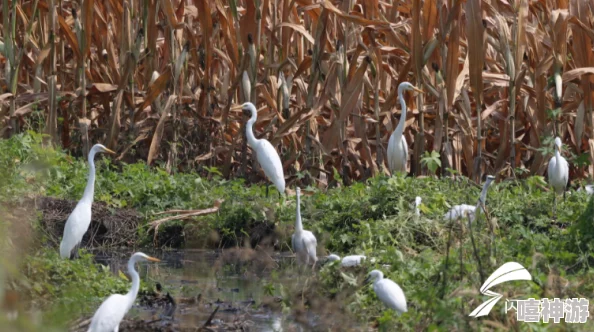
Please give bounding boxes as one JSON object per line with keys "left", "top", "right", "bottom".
{"left": 366, "top": 270, "right": 407, "bottom": 314}
{"left": 292, "top": 187, "right": 317, "bottom": 266}
{"left": 327, "top": 254, "right": 367, "bottom": 267}
{"left": 242, "top": 102, "right": 285, "bottom": 195}
{"left": 88, "top": 252, "right": 160, "bottom": 332}
{"left": 60, "top": 144, "right": 115, "bottom": 259}
{"left": 443, "top": 204, "right": 476, "bottom": 221}
{"left": 585, "top": 185, "right": 594, "bottom": 195}
{"left": 414, "top": 196, "right": 422, "bottom": 216}
{"left": 444, "top": 175, "right": 495, "bottom": 222}
{"left": 548, "top": 137, "right": 569, "bottom": 194}
{"left": 547, "top": 137, "right": 569, "bottom": 215}
{"left": 387, "top": 82, "right": 423, "bottom": 174}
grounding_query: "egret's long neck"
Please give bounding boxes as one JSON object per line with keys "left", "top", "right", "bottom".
{"left": 81, "top": 150, "right": 97, "bottom": 204}
{"left": 479, "top": 180, "right": 492, "bottom": 204}
{"left": 246, "top": 109, "right": 258, "bottom": 147}
{"left": 126, "top": 258, "right": 140, "bottom": 309}
{"left": 295, "top": 192, "right": 303, "bottom": 232}
{"left": 555, "top": 146, "right": 561, "bottom": 166}
{"left": 393, "top": 85, "right": 408, "bottom": 141}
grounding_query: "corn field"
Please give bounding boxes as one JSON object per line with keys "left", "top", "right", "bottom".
{"left": 1, "top": 0, "right": 594, "bottom": 187}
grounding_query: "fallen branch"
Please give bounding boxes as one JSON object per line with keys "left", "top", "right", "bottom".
{"left": 199, "top": 305, "right": 220, "bottom": 331}
{"left": 148, "top": 199, "right": 224, "bottom": 245}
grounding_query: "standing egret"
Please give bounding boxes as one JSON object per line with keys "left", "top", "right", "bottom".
{"left": 241, "top": 102, "right": 285, "bottom": 197}
{"left": 60, "top": 144, "right": 115, "bottom": 259}
{"left": 292, "top": 187, "right": 317, "bottom": 266}
{"left": 414, "top": 196, "right": 422, "bottom": 216}
{"left": 547, "top": 137, "right": 569, "bottom": 216}
{"left": 387, "top": 82, "right": 424, "bottom": 175}
{"left": 444, "top": 175, "right": 495, "bottom": 222}
{"left": 365, "top": 270, "right": 407, "bottom": 314}
{"left": 88, "top": 252, "right": 160, "bottom": 332}
{"left": 327, "top": 254, "right": 367, "bottom": 267}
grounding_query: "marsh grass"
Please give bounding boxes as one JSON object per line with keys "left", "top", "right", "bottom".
{"left": 0, "top": 133, "right": 593, "bottom": 331}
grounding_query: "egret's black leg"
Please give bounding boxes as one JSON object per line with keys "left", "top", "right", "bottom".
{"left": 70, "top": 243, "right": 80, "bottom": 260}
{"left": 563, "top": 191, "right": 566, "bottom": 201}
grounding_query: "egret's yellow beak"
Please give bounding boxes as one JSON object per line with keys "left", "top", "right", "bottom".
{"left": 230, "top": 104, "right": 243, "bottom": 110}
{"left": 147, "top": 256, "right": 161, "bottom": 262}
{"left": 412, "top": 86, "right": 424, "bottom": 94}
{"left": 103, "top": 147, "right": 116, "bottom": 154}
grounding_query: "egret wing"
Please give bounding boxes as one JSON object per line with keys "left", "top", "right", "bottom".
{"left": 444, "top": 204, "right": 475, "bottom": 220}
{"left": 302, "top": 231, "right": 317, "bottom": 262}
{"left": 60, "top": 202, "right": 92, "bottom": 258}
{"left": 342, "top": 255, "right": 365, "bottom": 267}
{"left": 387, "top": 134, "right": 408, "bottom": 173}
{"left": 374, "top": 279, "right": 407, "bottom": 313}
{"left": 291, "top": 233, "right": 303, "bottom": 254}
{"left": 69, "top": 202, "right": 92, "bottom": 240}
{"left": 559, "top": 157, "right": 569, "bottom": 186}
{"left": 88, "top": 294, "right": 128, "bottom": 332}
{"left": 547, "top": 156, "right": 557, "bottom": 182}
{"left": 256, "top": 140, "right": 285, "bottom": 193}
{"left": 387, "top": 133, "right": 397, "bottom": 172}
{"left": 402, "top": 138, "right": 409, "bottom": 169}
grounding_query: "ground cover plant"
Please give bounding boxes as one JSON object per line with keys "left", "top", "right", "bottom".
{"left": 0, "top": 133, "right": 593, "bottom": 331}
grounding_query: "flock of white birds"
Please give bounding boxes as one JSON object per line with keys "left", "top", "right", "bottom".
{"left": 55, "top": 82, "right": 581, "bottom": 331}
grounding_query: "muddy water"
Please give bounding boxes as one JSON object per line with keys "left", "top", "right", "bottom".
{"left": 93, "top": 249, "right": 308, "bottom": 331}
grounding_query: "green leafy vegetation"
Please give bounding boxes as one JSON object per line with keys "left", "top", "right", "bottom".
{"left": 421, "top": 150, "right": 442, "bottom": 176}
{"left": 1, "top": 133, "right": 593, "bottom": 330}
{"left": 20, "top": 250, "right": 136, "bottom": 327}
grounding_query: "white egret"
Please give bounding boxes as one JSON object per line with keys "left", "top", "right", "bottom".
{"left": 60, "top": 144, "right": 115, "bottom": 259}
{"left": 443, "top": 204, "right": 477, "bottom": 221}
{"left": 365, "top": 270, "right": 407, "bottom": 314}
{"left": 88, "top": 252, "right": 160, "bottom": 332}
{"left": 327, "top": 254, "right": 367, "bottom": 267}
{"left": 414, "top": 196, "right": 422, "bottom": 216}
{"left": 292, "top": 187, "right": 317, "bottom": 266}
{"left": 547, "top": 137, "right": 569, "bottom": 215}
{"left": 242, "top": 102, "right": 285, "bottom": 197}
{"left": 444, "top": 175, "right": 495, "bottom": 222}
{"left": 387, "top": 82, "right": 424, "bottom": 175}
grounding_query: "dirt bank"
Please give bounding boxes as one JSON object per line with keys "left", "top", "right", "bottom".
{"left": 35, "top": 197, "right": 283, "bottom": 251}
{"left": 37, "top": 197, "right": 141, "bottom": 248}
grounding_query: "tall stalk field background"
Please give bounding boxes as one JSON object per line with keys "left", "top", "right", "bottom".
{"left": 2, "top": 0, "right": 594, "bottom": 185}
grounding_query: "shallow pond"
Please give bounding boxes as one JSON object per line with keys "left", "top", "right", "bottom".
{"left": 92, "top": 249, "right": 314, "bottom": 331}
